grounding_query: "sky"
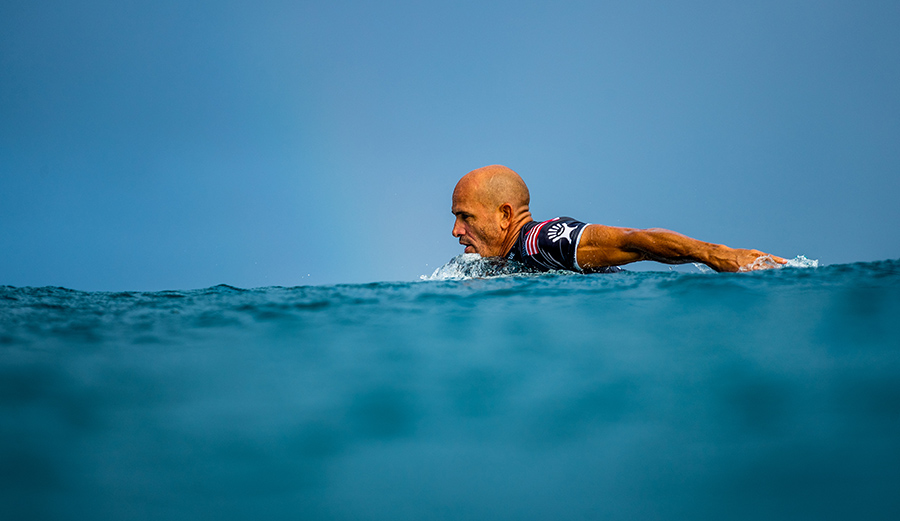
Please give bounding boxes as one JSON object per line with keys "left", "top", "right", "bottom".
{"left": 2, "top": 1, "right": 899, "bottom": 291}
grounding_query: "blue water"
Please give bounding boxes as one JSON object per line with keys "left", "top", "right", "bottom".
{"left": 2, "top": 259, "right": 899, "bottom": 521}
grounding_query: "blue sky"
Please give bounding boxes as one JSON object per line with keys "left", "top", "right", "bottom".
{"left": 2, "top": 1, "right": 898, "bottom": 290}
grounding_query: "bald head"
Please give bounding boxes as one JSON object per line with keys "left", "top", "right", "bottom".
{"left": 451, "top": 165, "right": 533, "bottom": 257}
{"left": 454, "top": 164, "right": 530, "bottom": 211}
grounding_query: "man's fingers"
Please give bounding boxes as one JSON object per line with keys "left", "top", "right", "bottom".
{"left": 738, "top": 252, "right": 786, "bottom": 272}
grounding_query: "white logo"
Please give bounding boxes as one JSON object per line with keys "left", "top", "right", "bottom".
{"left": 548, "top": 222, "right": 577, "bottom": 243}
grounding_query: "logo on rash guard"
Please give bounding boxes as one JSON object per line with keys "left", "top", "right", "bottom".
{"left": 525, "top": 218, "right": 559, "bottom": 256}
{"left": 548, "top": 222, "right": 577, "bottom": 243}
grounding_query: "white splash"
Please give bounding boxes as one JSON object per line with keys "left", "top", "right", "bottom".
{"left": 692, "top": 263, "right": 714, "bottom": 274}
{"left": 784, "top": 255, "right": 819, "bottom": 268}
{"left": 420, "top": 254, "right": 525, "bottom": 281}
{"left": 421, "top": 254, "right": 478, "bottom": 280}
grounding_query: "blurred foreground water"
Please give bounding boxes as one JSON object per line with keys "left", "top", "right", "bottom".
{"left": 2, "top": 259, "right": 899, "bottom": 520}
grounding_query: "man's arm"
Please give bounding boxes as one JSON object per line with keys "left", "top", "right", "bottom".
{"left": 576, "top": 225, "right": 786, "bottom": 273}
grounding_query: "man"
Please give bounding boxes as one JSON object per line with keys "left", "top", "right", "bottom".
{"left": 451, "top": 165, "right": 786, "bottom": 273}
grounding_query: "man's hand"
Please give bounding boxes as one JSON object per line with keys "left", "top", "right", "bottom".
{"left": 733, "top": 250, "right": 787, "bottom": 272}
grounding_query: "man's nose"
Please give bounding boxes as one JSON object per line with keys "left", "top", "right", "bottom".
{"left": 452, "top": 220, "right": 464, "bottom": 237}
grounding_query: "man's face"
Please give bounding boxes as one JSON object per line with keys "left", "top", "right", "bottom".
{"left": 451, "top": 183, "right": 504, "bottom": 257}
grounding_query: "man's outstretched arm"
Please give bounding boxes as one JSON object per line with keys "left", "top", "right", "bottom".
{"left": 576, "top": 225, "right": 786, "bottom": 273}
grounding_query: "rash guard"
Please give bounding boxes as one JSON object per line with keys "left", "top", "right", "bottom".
{"left": 504, "top": 217, "right": 620, "bottom": 273}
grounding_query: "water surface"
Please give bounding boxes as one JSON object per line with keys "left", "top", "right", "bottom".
{"left": 2, "top": 259, "right": 899, "bottom": 520}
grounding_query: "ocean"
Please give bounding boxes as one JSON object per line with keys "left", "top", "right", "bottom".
{"left": 2, "top": 257, "right": 899, "bottom": 520}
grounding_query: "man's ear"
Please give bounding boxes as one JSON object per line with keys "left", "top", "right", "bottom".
{"left": 498, "top": 203, "right": 513, "bottom": 229}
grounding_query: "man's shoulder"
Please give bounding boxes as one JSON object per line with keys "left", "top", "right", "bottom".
{"left": 521, "top": 217, "right": 588, "bottom": 238}
{"left": 518, "top": 216, "right": 583, "bottom": 229}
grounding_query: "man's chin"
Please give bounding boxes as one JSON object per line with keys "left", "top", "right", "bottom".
{"left": 464, "top": 246, "right": 476, "bottom": 254}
